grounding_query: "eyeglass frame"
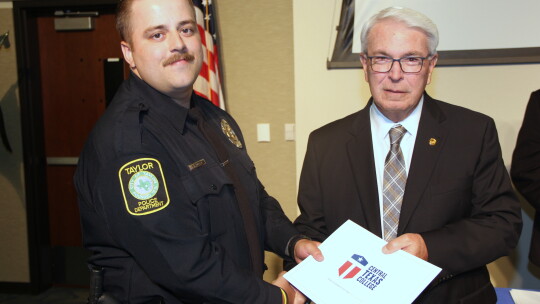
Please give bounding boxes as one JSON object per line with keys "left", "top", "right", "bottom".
{"left": 363, "top": 54, "right": 435, "bottom": 73}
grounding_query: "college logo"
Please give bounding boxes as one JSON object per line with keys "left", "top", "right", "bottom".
{"left": 335, "top": 253, "right": 388, "bottom": 291}
{"left": 338, "top": 254, "right": 368, "bottom": 279}
{"left": 119, "top": 158, "right": 170, "bottom": 216}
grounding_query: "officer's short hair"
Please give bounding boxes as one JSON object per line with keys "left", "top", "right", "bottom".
{"left": 116, "top": 0, "right": 196, "bottom": 45}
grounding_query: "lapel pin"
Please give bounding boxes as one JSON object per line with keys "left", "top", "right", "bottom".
{"left": 429, "top": 138, "right": 437, "bottom": 146}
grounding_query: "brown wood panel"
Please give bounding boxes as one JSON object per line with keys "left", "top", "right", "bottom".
{"left": 46, "top": 166, "right": 80, "bottom": 246}
{"left": 38, "top": 13, "right": 124, "bottom": 157}
{"left": 37, "top": 13, "right": 124, "bottom": 248}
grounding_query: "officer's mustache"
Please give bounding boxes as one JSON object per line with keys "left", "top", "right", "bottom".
{"left": 163, "top": 53, "right": 195, "bottom": 67}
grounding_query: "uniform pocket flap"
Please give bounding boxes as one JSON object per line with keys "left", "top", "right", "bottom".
{"left": 181, "top": 161, "right": 232, "bottom": 203}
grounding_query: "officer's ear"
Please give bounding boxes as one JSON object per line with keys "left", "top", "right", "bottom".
{"left": 121, "top": 41, "right": 136, "bottom": 71}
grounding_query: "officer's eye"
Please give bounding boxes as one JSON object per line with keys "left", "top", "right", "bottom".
{"left": 152, "top": 33, "right": 164, "bottom": 40}
{"left": 180, "top": 27, "right": 195, "bottom": 36}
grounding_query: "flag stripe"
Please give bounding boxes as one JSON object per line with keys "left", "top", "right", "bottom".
{"left": 193, "top": 0, "right": 225, "bottom": 110}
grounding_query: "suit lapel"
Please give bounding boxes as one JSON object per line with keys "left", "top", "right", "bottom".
{"left": 398, "top": 94, "right": 448, "bottom": 233}
{"left": 346, "top": 101, "right": 382, "bottom": 237}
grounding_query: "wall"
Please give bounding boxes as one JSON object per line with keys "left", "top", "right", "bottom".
{"left": 0, "top": 1, "right": 30, "bottom": 283}
{"left": 293, "top": 0, "right": 540, "bottom": 289}
{"left": 217, "top": 0, "right": 296, "bottom": 281}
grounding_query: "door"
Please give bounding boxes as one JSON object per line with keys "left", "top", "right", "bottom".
{"left": 36, "top": 7, "right": 125, "bottom": 285}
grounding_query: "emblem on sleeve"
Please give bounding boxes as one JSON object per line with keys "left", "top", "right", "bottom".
{"left": 118, "top": 158, "right": 170, "bottom": 216}
{"left": 221, "top": 119, "right": 243, "bottom": 149}
{"left": 129, "top": 171, "right": 159, "bottom": 200}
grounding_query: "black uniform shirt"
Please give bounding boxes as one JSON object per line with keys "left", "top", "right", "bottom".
{"left": 74, "top": 74, "right": 298, "bottom": 304}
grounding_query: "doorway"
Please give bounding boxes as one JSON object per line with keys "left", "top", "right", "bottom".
{"left": 13, "top": 0, "right": 123, "bottom": 292}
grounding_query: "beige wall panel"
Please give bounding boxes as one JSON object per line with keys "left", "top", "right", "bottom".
{"left": 217, "top": 0, "right": 296, "bottom": 281}
{"left": 0, "top": 3, "right": 31, "bottom": 283}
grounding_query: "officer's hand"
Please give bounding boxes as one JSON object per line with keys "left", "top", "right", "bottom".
{"left": 293, "top": 285, "right": 309, "bottom": 304}
{"left": 294, "top": 239, "right": 324, "bottom": 264}
{"left": 271, "top": 271, "right": 295, "bottom": 304}
{"left": 382, "top": 233, "right": 428, "bottom": 261}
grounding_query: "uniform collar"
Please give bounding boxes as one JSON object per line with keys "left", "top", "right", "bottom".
{"left": 128, "top": 73, "right": 190, "bottom": 134}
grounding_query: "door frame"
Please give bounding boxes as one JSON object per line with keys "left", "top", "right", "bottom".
{"left": 4, "top": 0, "right": 117, "bottom": 294}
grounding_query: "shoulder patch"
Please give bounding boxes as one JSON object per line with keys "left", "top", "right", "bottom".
{"left": 118, "top": 158, "right": 170, "bottom": 216}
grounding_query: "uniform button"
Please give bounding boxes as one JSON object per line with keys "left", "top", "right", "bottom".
{"left": 209, "top": 184, "right": 217, "bottom": 191}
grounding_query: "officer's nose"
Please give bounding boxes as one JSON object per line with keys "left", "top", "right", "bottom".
{"left": 170, "top": 31, "right": 187, "bottom": 52}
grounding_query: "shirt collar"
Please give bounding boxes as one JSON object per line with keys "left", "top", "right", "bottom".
{"left": 163, "top": 97, "right": 190, "bottom": 134}
{"left": 129, "top": 74, "right": 190, "bottom": 134}
{"left": 370, "top": 95, "right": 424, "bottom": 140}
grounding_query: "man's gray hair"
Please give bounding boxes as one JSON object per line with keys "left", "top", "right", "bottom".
{"left": 360, "top": 7, "right": 439, "bottom": 56}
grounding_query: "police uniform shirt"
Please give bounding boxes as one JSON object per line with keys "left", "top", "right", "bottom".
{"left": 74, "top": 73, "right": 297, "bottom": 304}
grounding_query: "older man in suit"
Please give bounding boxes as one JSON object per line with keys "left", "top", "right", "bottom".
{"left": 290, "top": 7, "right": 522, "bottom": 303}
{"left": 512, "top": 89, "right": 540, "bottom": 267}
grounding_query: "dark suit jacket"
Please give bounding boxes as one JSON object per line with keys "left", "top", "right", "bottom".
{"left": 511, "top": 89, "right": 540, "bottom": 267}
{"left": 293, "top": 94, "right": 522, "bottom": 303}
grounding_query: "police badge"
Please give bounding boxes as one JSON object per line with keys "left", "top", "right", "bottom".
{"left": 221, "top": 119, "right": 243, "bottom": 149}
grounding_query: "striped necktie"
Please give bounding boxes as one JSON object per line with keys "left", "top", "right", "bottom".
{"left": 382, "top": 125, "right": 407, "bottom": 241}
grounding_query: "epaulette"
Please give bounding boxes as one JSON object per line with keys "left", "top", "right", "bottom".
{"left": 117, "top": 102, "right": 149, "bottom": 154}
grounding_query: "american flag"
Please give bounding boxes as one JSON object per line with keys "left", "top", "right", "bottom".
{"left": 193, "top": 0, "right": 225, "bottom": 110}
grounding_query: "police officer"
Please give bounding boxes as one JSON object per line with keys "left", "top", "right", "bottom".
{"left": 74, "top": 0, "right": 322, "bottom": 303}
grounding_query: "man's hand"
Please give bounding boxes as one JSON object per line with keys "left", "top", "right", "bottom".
{"left": 272, "top": 271, "right": 311, "bottom": 304}
{"left": 294, "top": 239, "right": 324, "bottom": 264}
{"left": 271, "top": 271, "right": 295, "bottom": 304}
{"left": 382, "top": 233, "right": 428, "bottom": 261}
{"left": 293, "top": 285, "right": 309, "bottom": 304}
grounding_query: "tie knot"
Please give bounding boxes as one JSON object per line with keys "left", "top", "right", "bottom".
{"left": 389, "top": 125, "right": 406, "bottom": 145}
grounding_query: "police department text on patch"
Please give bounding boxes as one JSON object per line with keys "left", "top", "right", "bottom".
{"left": 119, "top": 158, "right": 170, "bottom": 215}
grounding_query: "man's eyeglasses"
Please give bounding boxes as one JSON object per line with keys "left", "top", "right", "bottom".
{"left": 365, "top": 55, "right": 432, "bottom": 73}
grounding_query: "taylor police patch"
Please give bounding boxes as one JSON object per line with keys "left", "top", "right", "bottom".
{"left": 118, "top": 158, "right": 170, "bottom": 216}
